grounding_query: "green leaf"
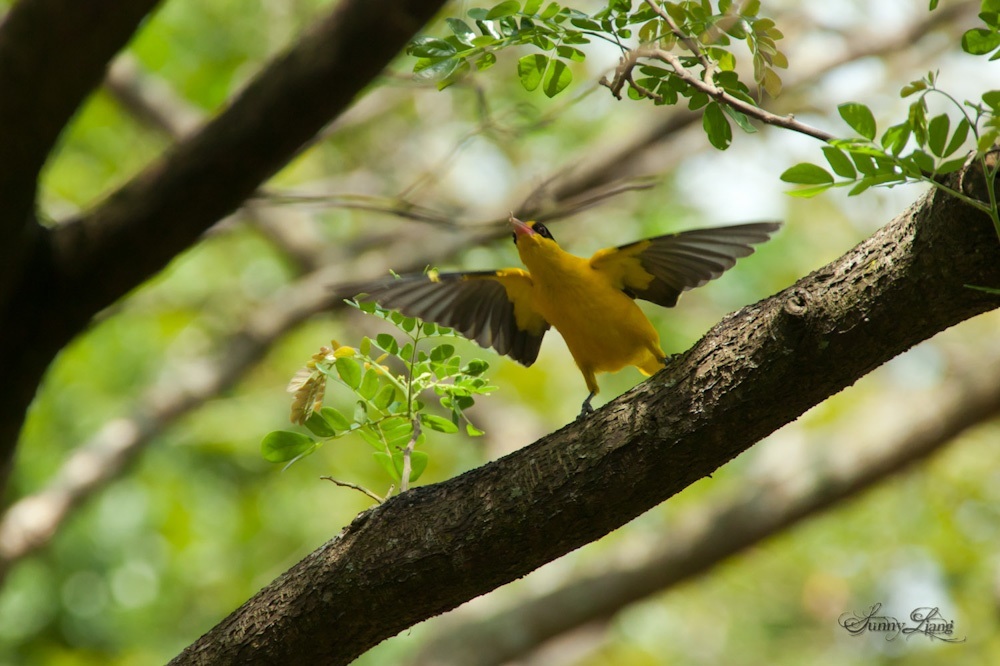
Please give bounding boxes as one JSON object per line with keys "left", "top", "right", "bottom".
{"left": 943, "top": 117, "right": 971, "bottom": 157}
{"left": 839, "top": 102, "right": 877, "bottom": 140}
{"left": 358, "top": 427, "right": 384, "bottom": 450}
{"left": 785, "top": 183, "right": 834, "bottom": 198}
{"left": 848, "top": 178, "right": 873, "bottom": 196}
{"left": 556, "top": 45, "right": 586, "bottom": 61}
{"left": 848, "top": 151, "right": 877, "bottom": 176}
{"left": 413, "top": 57, "right": 461, "bottom": 83}
{"left": 761, "top": 68, "right": 782, "bottom": 97}
{"left": 881, "top": 122, "right": 911, "bottom": 156}
{"left": 373, "top": 452, "right": 401, "bottom": 482}
{"left": 359, "top": 368, "right": 380, "bottom": 400}
{"left": 304, "top": 411, "right": 336, "bottom": 438}
{"left": 462, "top": 359, "right": 490, "bottom": 376}
{"left": 382, "top": 420, "right": 414, "bottom": 450}
{"left": 466, "top": 422, "right": 486, "bottom": 436}
{"left": 983, "top": 90, "right": 1000, "bottom": 111}
{"left": 936, "top": 156, "right": 968, "bottom": 175}
{"left": 320, "top": 406, "right": 351, "bottom": 430}
{"left": 927, "top": 113, "right": 950, "bottom": 157}
{"left": 409, "top": 37, "right": 458, "bottom": 58}
{"left": 353, "top": 400, "right": 368, "bottom": 424}
{"left": 822, "top": 146, "right": 856, "bottom": 179}
{"left": 723, "top": 105, "right": 756, "bottom": 134}
{"left": 518, "top": 53, "right": 547, "bottom": 91}
{"left": 375, "top": 333, "right": 398, "bottom": 354}
{"left": 446, "top": 18, "right": 477, "bottom": 44}
{"left": 261, "top": 431, "right": 316, "bottom": 463}
{"left": 420, "top": 413, "right": 459, "bottom": 433}
{"left": 523, "top": 0, "right": 543, "bottom": 14}
{"left": 476, "top": 52, "right": 498, "bottom": 71}
{"left": 430, "top": 344, "right": 455, "bottom": 362}
{"left": 335, "top": 357, "right": 362, "bottom": 389}
{"left": 405, "top": 451, "right": 430, "bottom": 482}
{"left": 373, "top": 384, "right": 397, "bottom": 411}
{"left": 911, "top": 149, "right": 935, "bottom": 174}
{"left": 909, "top": 100, "right": 928, "bottom": 145}
{"left": 540, "top": 1, "right": 561, "bottom": 19}
{"left": 962, "top": 27, "right": 1000, "bottom": 55}
{"left": 780, "top": 163, "right": 834, "bottom": 185}
{"left": 702, "top": 102, "right": 733, "bottom": 150}
{"left": 900, "top": 79, "right": 927, "bottom": 97}
{"left": 486, "top": 0, "right": 521, "bottom": 19}
{"left": 542, "top": 58, "right": 572, "bottom": 97}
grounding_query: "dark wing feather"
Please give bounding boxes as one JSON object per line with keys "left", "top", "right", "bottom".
{"left": 590, "top": 222, "right": 781, "bottom": 307}
{"left": 346, "top": 270, "right": 549, "bottom": 366}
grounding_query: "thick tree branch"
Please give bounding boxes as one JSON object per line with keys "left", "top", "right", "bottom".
{"left": 0, "top": 0, "right": 161, "bottom": 490}
{"left": 0, "top": 0, "right": 159, "bottom": 278}
{"left": 169, "top": 168, "right": 1000, "bottom": 664}
{"left": 0, "top": 0, "right": 447, "bottom": 493}
{"left": 412, "top": 347, "right": 1000, "bottom": 666}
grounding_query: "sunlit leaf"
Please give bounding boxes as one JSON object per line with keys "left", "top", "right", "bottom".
{"left": 409, "top": 37, "right": 458, "bottom": 58}
{"left": 261, "top": 431, "right": 316, "bottom": 463}
{"left": 373, "top": 452, "right": 401, "bottom": 481}
{"left": 420, "top": 412, "right": 459, "bottom": 433}
{"left": 927, "top": 113, "right": 950, "bottom": 157}
{"left": 962, "top": 27, "right": 1000, "bottom": 55}
{"left": 780, "top": 163, "right": 834, "bottom": 185}
{"left": 320, "top": 406, "right": 351, "bottom": 431}
{"left": 822, "top": 146, "right": 856, "bottom": 179}
{"left": 702, "top": 102, "right": 733, "bottom": 150}
{"left": 839, "top": 102, "right": 877, "bottom": 140}
{"left": 542, "top": 58, "right": 572, "bottom": 97}
{"left": 518, "top": 53, "right": 547, "bottom": 91}
{"left": 335, "top": 357, "right": 362, "bottom": 389}
{"left": 486, "top": 0, "right": 521, "bottom": 19}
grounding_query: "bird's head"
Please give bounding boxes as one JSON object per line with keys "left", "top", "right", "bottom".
{"left": 509, "top": 215, "right": 557, "bottom": 258}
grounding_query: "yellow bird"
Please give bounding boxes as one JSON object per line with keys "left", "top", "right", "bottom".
{"left": 354, "top": 216, "right": 780, "bottom": 416}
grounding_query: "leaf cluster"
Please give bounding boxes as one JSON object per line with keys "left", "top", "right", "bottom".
{"left": 407, "top": 0, "right": 786, "bottom": 108}
{"left": 261, "top": 301, "right": 496, "bottom": 496}
{"left": 959, "top": 0, "right": 1000, "bottom": 60}
{"left": 781, "top": 77, "right": 1000, "bottom": 204}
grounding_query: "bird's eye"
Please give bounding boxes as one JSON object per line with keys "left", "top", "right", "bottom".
{"left": 533, "top": 223, "right": 554, "bottom": 241}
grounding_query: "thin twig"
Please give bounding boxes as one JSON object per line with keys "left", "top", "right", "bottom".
{"left": 320, "top": 476, "right": 384, "bottom": 503}
{"left": 399, "top": 419, "right": 422, "bottom": 493}
{"left": 643, "top": 0, "right": 714, "bottom": 78}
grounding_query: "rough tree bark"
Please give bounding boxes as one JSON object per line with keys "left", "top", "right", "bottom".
{"left": 0, "top": 0, "right": 449, "bottom": 493}
{"left": 412, "top": 349, "right": 1000, "bottom": 666}
{"left": 169, "top": 168, "right": 1000, "bottom": 664}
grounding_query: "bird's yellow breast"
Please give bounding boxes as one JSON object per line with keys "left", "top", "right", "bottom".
{"left": 517, "top": 237, "right": 664, "bottom": 376}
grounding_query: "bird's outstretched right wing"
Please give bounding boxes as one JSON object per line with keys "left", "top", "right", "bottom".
{"left": 347, "top": 269, "right": 550, "bottom": 366}
{"left": 589, "top": 222, "right": 782, "bottom": 307}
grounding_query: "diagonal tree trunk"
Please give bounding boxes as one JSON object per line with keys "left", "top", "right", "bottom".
{"left": 169, "top": 166, "right": 1000, "bottom": 665}
{"left": 0, "top": 0, "right": 449, "bottom": 493}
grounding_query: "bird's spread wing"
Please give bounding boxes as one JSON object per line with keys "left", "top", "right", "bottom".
{"left": 350, "top": 269, "right": 550, "bottom": 366}
{"left": 589, "top": 222, "right": 781, "bottom": 307}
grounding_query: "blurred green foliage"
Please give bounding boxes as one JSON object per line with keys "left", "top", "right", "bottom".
{"left": 2, "top": 0, "right": 999, "bottom": 665}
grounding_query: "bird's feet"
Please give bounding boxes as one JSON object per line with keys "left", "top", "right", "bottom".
{"left": 577, "top": 391, "right": 596, "bottom": 419}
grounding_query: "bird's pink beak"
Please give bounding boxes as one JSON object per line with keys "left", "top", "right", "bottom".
{"left": 508, "top": 214, "right": 534, "bottom": 237}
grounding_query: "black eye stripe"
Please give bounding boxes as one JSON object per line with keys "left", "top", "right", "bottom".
{"left": 533, "top": 223, "right": 554, "bottom": 241}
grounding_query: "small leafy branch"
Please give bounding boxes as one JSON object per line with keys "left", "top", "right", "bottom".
{"left": 408, "top": 0, "right": 787, "bottom": 127}
{"left": 780, "top": 79, "right": 1000, "bottom": 212}
{"left": 261, "top": 301, "right": 496, "bottom": 501}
